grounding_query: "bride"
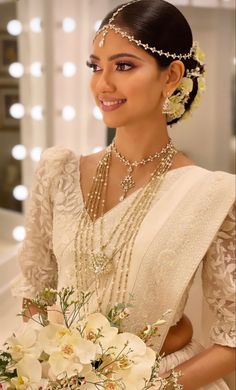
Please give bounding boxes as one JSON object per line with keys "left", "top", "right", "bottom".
{"left": 14, "top": 0, "right": 235, "bottom": 388}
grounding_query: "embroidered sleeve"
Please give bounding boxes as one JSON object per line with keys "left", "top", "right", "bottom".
{"left": 12, "top": 147, "right": 64, "bottom": 299}
{"left": 202, "top": 202, "right": 236, "bottom": 347}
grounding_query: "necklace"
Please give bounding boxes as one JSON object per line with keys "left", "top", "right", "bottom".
{"left": 74, "top": 142, "right": 178, "bottom": 314}
{"left": 111, "top": 139, "right": 173, "bottom": 201}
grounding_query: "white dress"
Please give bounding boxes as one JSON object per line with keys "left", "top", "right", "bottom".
{"left": 14, "top": 146, "right": 235, "bottom": 389}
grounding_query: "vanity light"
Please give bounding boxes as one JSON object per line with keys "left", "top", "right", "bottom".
{"left": 30, "top": 17, "right": 42, "bottom": 33}
{"left": 9, "top": 62, "right": 24, "bottom": 78}
{"left": 31, "top": 105, "right": 43, "bottom": 120}
{"left": 30, "top": 147, "right": 42, "bottom": 162}
{"left": 12, "top": 226, "right": 26, "bottom": 242}
{"left": 62, "top": 62, "right": 77, "bottom": 77}
{"left": 62, "top": 18, "right": 76, "bottom": 33}
{"left": 9, "top": 103, "right": 25, "bottom": 119}
{"left": 11, "top": 144, "right": 27, "bottom": 160}
{"left": 7, "top": 20, "right": 22, "bottom": 36}
{"left": 94, "top": 20, "right": 102, "bottom": 32}
{"left": 30, "top": 62, "right": 43, "bottom": 77}
{"left": 62, "top": 106, "right": 76, "bottom": 121}
{"left": 13, "top": 185, "right": 28, "bottom": 201}
{"left": 93, "top": 106, "right": 103, "bottom": 121}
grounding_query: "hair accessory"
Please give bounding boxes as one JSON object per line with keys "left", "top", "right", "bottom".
{"left": 95, "top": 0, "right": 195, "bottom": 60}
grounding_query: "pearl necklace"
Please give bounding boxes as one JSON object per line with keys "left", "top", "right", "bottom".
{"left": 74, "top": 142, "right": 178, "bottom": 314}
{"left": 111, "top": 139, "right": 174, "bottom": 201}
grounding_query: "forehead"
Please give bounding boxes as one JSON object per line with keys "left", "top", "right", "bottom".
{"left": 92, "top": 30, "right": 156, "bottom": 63}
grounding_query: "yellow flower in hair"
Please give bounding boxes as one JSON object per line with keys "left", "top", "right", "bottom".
{"left": 193, "top": 42, "right": 206, "bottom": 65}
{"left": 198, "top": 75, "right": 206, "bottom": 93}
{"left": 178, "top": 77, "right": 193, "bottom": 95}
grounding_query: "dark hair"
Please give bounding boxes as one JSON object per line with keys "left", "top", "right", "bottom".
{"left": 100, "top": 0, "right": 205, "bottom": 125}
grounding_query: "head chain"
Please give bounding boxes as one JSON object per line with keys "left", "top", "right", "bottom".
{"left": 95, "top": 0, "right": 195, "bottom": 61}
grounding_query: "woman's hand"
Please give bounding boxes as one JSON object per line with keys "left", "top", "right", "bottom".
{"left": 160, "top": 345, "right": 236, "bottom": 390}
{"left": 22, "top": 298, "right": 46, "bottom": 322}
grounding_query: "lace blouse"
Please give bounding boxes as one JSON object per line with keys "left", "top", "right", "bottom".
{"left": 13, "top": 146, "right": 236, "bottom": 348}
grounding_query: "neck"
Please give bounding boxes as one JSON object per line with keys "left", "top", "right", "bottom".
{"left": 114, "top": 117, "right": 170, "bottom": 161}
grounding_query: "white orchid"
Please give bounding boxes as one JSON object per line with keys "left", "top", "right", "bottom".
{"left": 7, "top": 326, "right": 42, "bottom": 362}
{"left": 82, "top": 312, "right": 118, "bottom": 350}
{"left": 11, "top": 355, "right": 47, "bottom": 390}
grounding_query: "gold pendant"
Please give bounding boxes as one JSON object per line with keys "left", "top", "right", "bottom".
{"left": 120, "top": 174, "right": 135, "bottom": 193}
{"left": 88, "top": 252, "right": 113, "bottom": 275}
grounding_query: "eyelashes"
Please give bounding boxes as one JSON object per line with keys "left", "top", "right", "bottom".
{"left": 86, "top": 60, "right": 134, "bottom": 72}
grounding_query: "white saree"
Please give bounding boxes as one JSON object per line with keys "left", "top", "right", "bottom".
{"left": 13, "top": 146, "right": 235, "bottom": 389}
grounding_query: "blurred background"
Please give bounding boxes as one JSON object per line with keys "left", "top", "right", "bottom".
{"left": 0, "top": 0, "right": 235, "bottom": 386}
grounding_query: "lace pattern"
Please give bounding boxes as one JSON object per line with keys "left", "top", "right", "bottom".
{"left": 13, "top": 146, "right": 236, "bottom": 348}
{"left": 202, "top": 203, "right": 236, "bottom": 347}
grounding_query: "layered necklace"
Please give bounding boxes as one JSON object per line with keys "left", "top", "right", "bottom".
{"left": 74, "top": 139, "right": 177, "bottom": 314}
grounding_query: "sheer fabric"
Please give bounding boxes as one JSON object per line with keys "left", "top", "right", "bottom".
{"left": 13, "top": 146, "right": 236, "bottom": 350}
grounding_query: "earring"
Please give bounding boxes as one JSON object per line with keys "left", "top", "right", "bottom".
{"left": 162, "top": 92, "right": 172, "bottom": 115}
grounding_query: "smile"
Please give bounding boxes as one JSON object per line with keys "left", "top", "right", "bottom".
{"left": 99, "top": 99, "right": 127, "bottom": 112}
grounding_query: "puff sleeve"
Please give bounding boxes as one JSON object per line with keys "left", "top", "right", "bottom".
{"left": 12, "top": 147, "right": 60, "bottom": 299}
{"left": 202, "top": 202, "right": 236, "bottom": 347}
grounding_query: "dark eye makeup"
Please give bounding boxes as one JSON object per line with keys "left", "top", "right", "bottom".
{"left": 86, "top": 60, "right": 135, "bottom": 72}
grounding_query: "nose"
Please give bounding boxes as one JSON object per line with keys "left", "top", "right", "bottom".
{"left": 94, "top": 70, "right": 116, "bottom": 94}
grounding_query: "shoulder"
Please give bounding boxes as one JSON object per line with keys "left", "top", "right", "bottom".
{"left": 34, "top": 146, "right": 79, "bottom": 188}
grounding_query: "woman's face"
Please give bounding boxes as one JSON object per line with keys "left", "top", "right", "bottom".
{"left": 88, "top": 30, "right": 168, "bottom": 128}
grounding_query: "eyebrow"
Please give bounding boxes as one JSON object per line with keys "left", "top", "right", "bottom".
{"left": 90, "top": 53, "right": 144, "bottom": 62}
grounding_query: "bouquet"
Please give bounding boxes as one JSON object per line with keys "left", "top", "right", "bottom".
{"left": 0, "top": 287, "right": 182, "bottom": 390}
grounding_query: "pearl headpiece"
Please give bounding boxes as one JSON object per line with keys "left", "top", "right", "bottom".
{"left": 95, "top": 0, "right": 195, "bottom": 61}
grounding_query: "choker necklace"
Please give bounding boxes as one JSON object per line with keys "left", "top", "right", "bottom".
{"left": 111, "top": 139, "right": 174, "bottom": 201}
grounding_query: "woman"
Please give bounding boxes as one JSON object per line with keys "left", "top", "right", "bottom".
{"left": 15, "top": 0, "right": 235, "bottom": 388}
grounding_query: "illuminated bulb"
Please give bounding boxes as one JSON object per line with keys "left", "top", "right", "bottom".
{"left": 12, "top": 226, "right": 26, "bottom": 242}
{"left": 31, "top": 105, "right": 43, "bottom": 120}
{"left": 233, "top": 57, "right": 236, "bottom": 66}
{"left": 30, "top": 62, "right": 43, "bottom": 77}
{"left": 11, "top": 144, "right": 27, "bottom": 160}
{"left": 62, "top": 17, "right": 76, "bottom": 32}
{"left": 9, "top": 103, "right": 25, "bottom": 119}
{"left": 7, "top": 20, "right": 22, "bottom": 36}
{"left": 92, "top": 146, "right": 103, "bottom": 153}
{"left": 9, "top": 62, "right": 24, "bottom": 78}
{"left": 30, "top": 147, "right": 42, "bottom": 161}
{"left": 30, "top": 17, "right": 42, "bottom": 32}
{"left": 93, "top": 106, "right": 103, "bottom": 121}
{"left": 13, "top": 185, "right": 28, "bottom": 201}
{"left": 62, "top": 62, "right": 77, "bottom": 77}
{"left": 94, "top": 20, "right": 102, "bottom": 32}
{"left": 62, "top": 106, "right": 76, "bottom": 121}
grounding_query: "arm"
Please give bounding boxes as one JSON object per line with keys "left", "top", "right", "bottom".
{"left": 12, "top": 148, "right": 59, "bottom": 317}
{"left": 162, "top": 203, "right": 236, "bottom": 388}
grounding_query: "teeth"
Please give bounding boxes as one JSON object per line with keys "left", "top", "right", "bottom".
{"left": 102, "top": 100, "right": 125, "bottom": 106}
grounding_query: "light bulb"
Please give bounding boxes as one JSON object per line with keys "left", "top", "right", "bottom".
{"left": 11, "top": 144, "right": 27, "bottom": 160}
{"left": 94, "top": 20, "right": 102, "bottom": 32}
{"left": 30, "top": 17, "right": 42, "bottom": 32}
{"left": 62, "top": 62, "right": 77, "bottom": 77}
{"left": 93, "top": 106, "right": 103, "bottom": 121}
{"left": 31, "top": 105, "right": 43, "bottom": 120}
{"left": 30, "top": 147, "right": 42, "bottom": 161}
{"left": 62, "top": 106, "right": 76, "bottom": 121}
{"left": 92, "top": 146, "right": 103, "bottom": 153}
{"left": 30, "top": 62, "right": 43, "bottom": 77}
{"left": 13, "top": 185, "right": 28, "bottom": 201}
{"left": 9, "top": 103, "right": 25, "bottom": 119}
{"left": 12, "top": 226, "right": 26, "bottom": 242}
{"left": 9, "top": 62, "right": 24, "bottom": 78}
{"left": 62, "top": 17, "right": 76, "bottom": 33}
{"left": 7, "top": 20, "right": 22, "bottom": 36}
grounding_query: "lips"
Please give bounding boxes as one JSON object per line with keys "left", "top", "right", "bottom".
{"left": 99, "top": 98, "right": 127, "bottom": 112}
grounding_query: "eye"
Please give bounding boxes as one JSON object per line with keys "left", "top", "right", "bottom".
{"left": 86, "top": 61, "right": 101, "bottom": 73}
{"left": 116, "top": 62, "right": 134, "bottom": 71}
